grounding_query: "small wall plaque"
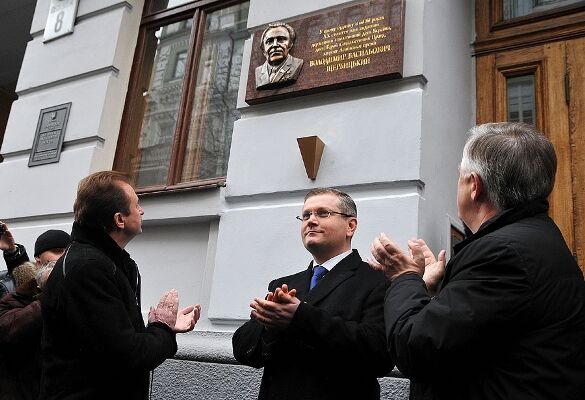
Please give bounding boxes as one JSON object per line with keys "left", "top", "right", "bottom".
{"left": 29, "top": 103, "right": 71, "bottom": 167}
{"left": 44, "top": 0, "right": 79, "bottom": 43}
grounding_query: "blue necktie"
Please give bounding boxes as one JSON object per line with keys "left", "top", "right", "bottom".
{"left": 310, "top": 265, "right": 328, "bottom": 290}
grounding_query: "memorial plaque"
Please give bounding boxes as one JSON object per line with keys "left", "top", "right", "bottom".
{"left": 29, "top": 103, "right": 71, "bottom": 167}
{"left": 245, "top": 0, "right": 404, "bottom": 104}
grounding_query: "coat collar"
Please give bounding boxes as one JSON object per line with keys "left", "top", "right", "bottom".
{"left": 454, "top": 199, "right": 549, "bottom": 255}
{"left": 71, "top": 222, "right": 141, "bottom": 303}
{"left": 301, "top": 249, "right": 361, "bottom": 305}
{"left": 71, "top": 222, "right": 130, "bottom": 268}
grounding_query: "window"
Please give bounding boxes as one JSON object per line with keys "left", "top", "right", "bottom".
{"left": 173, "top": 50, "right": 188, "bottom": 79}
{"left": 115, "top": 0, "right": 250, "bottom": 191}
{"left": 507, "top": 74, "right": 535, "bottom": 124}
{"left": 503, "top": 0, "right": 583, "bottom": 19}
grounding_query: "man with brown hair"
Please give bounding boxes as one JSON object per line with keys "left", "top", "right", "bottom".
{"left": 40, "top": 171, "right": 201, "bottom": 400}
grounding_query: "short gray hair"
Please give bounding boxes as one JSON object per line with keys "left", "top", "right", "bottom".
{"left": 460, "top": 122, "right": 556, "bottom": 211}
{"left": 304, "top": 188, "right": 357, "bottom": 217}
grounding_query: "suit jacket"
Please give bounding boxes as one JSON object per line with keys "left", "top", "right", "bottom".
{"left": 232, "top": 249, "right": 393, "bottom": 400}
{"left": 255, "top": 55, "right": 304, "bottom": 90}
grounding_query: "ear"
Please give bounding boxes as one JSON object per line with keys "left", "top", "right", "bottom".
{"left": 346, "top": 218, "right": 358, "bottom": 238}
{"left": 469, "top": 172, "right": 485, "bottom": 201}
{"left": 113, "top": 212, "right": 125, "bottom": 230}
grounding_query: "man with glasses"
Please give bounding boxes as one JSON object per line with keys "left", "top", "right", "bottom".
{"left": 232, "top": 188, "right": 393, "bottom": 400}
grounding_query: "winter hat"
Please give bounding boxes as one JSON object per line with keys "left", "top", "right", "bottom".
{"left": 34, "top": 230, "right": 71, "bottom": 257}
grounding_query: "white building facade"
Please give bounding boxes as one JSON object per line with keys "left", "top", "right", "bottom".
{"left": 1, "top": 0, "right": 479, "bottom": 398}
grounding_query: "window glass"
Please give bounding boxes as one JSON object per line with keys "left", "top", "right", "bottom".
{"left": 507, "top": 74, "right": 535, "bottom": 124}
{"left": 117, "top": 0, "right": 250, "bottom": 190}
{"left": 149, "top": 0, "right": 194, "bottom": 13}
{"left": 503, "top": 0, "right": 583, "bottom": 19}
{"left": 134, "top": 20, "right": 192, "bottom": 187}
{"left": 180, "top": 2, "right": 249, "bottom": 182}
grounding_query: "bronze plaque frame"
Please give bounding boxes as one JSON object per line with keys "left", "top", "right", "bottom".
{"left": 28, "top": 103, "right": 71, "bottom": 167}
{"left": 245, "top": 0, "right": 404, "bottom": 105}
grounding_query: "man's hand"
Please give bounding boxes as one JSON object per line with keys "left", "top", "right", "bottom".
{"left": 251, "top": 294, "right": 300, "bottom": 330}
{"left": 411, "top": 239, "right": 446, "bottom": 296}
{"left": 174, "top": 304, "right": 201, "bottom": 333}
{"left": 148, "top": 289, "right": 179, "bottom": 330}
{"left": 0, "top": 221, "right": 17, "bottom": 253}
{"left": 266, "top": 284, "right": 297, "bottom": 303}
{"left": 369, "top": 233, "right": 423, "bottom": 280}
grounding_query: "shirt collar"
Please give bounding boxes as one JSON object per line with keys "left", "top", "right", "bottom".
{"left": 313, "top": 249, "right": 352, "bottom": 272}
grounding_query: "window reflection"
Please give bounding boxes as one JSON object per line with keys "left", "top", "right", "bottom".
{"left": 130, "top": 2, "right": 250, "bottom": 188}
{"left": 507, "top": 75, "right": 535, "bottom": 124}
{"left": 149, "top": 0, "right": 194, "bottom": 14}
{"left": 181, "top": 3, "right": 250, "bottom": 182}
{"left": 134, "top": 20, "right": 193, "bottom": 187}
{"left": 503, "top": 0, "right": 583, "bottom": 19}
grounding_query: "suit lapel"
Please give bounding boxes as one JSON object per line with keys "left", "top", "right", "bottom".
{"left": 293, "top": 263, "right": 313, "bottom": 301}
{"left": 303, "top": 250, "right": 360, "bottom": 305}
{"left": 270, "top": 56, "right": 293, "bottom": 83}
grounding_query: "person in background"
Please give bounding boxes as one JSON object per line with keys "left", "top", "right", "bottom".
{"left": 370, "top": 122, "right": 585, "bottom": 400}
{"left": 0, "top": 260, "right": 56, "bottom": 400}
{"left": 0, "top": 222, "right": 71, "bottom": 299}
{"left": 40, "top": 171, "right": 201, "bottom": 400}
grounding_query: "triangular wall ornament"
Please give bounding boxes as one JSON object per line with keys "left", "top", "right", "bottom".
{"left": 297, "top": 136, "right": 325, "bottom": 180}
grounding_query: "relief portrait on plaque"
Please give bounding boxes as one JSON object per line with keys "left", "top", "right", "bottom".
{"left": 255, "top": 22, "right": 304, "bottom": 90}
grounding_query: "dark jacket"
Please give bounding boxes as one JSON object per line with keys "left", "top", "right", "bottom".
{"left": 233, "top": 250, "right": 393, "bottom": 400}
{"left": 1, "top": 244, "right": 30, "bottom": 299}
{"left": 0, "top": 291, "right": 42, "bottom": 400}
{"left": 385, "top": 200, "right": 585, "bottom": 400}
{"left": 4, "top": 244, "right": 30, "bottom": 274}
{"left": 39, "top": 223, "right": 177, "bottom": 400}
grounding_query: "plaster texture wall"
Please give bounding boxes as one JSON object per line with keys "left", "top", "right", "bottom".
{"left": 151, "top": 358, "right": 410, "bottom": 400}
{"left": 0, "top": 0, "right": 142, "bottom": 224}
{"left": 416, "top": 0, "right": 475, "bottom": 257}
{"left": 151, "top": 332, "right": 410, "bottom": 399}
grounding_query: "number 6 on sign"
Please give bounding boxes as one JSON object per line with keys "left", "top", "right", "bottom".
{"left": 43, "top": 0, "right": 79, "bottom": 43}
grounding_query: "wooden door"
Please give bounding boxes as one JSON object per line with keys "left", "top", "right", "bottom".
{"left": 475, "top": 37, "right": 585, "bottom": 274}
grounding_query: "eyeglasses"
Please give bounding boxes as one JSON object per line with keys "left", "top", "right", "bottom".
{"left": 296, "top": 209, "right": 355, "bottom": 222}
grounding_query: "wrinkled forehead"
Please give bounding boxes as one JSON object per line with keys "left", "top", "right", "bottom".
{"left": 264, "top": 26, "right": 290, "bottom": 41}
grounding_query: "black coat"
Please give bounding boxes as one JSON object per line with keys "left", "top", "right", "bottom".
{"left": 0, "top": 291, "right": 42, "bottom": 400}
{"left": 385, "top": 200, "right": 585, "bottom": 400}
{"left": 232, "top": 250, "right": 393, "bottom": 400}
{"left": 39, "top": 223, "right": 177, "bottom": 400}
{"left": 1, "top": 243, "right": 29, "bottom": 299}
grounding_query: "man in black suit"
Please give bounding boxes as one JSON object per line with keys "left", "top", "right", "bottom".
{"left": 232, "top": 188, "right": 393, "bottom": 400}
